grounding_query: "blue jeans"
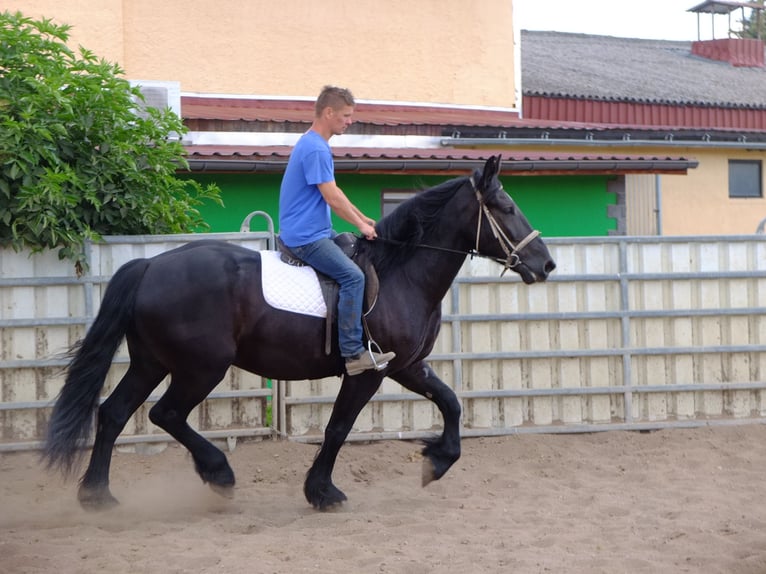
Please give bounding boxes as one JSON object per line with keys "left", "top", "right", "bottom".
{"left": 289, "top": 236, "right": 365, "bottom": 358}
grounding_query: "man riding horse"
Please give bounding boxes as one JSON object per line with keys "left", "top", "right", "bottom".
{"left": 278, "top": 85, "right": 396, "bottom": 376}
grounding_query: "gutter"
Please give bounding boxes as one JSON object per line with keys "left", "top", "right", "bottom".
{"left": 440, "top": 137, "right": 766, "bottom": 150}
{"left": 187, "top": 159, "right": 478, "bottom": 173}
{"left": 187, "top": 157, "right": 699, "bottom": 173}
{"left": 188, "top": 159, "right": 486, "bottom": 173}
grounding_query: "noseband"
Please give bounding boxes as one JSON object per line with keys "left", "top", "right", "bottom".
{"left": 470, "top": 176, "right": 540, "bottom": 276}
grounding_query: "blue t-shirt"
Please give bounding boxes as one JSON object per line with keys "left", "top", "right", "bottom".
{"left": 278, "top": 130, "right": 335, "bottom": 247}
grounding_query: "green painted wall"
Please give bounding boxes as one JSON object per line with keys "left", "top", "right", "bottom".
{"left": 190, "top": 172, "right": 616, "bottom": 237}
{"left": 190, "top": 173, "right": 281, "bottom": 233}
{"left": 507, "top": 175, "right": 617, "bottom": 236}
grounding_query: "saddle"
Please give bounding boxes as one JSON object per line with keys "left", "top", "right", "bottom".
{"left": 277, "top": 233, "right": 380, "bottom": 355}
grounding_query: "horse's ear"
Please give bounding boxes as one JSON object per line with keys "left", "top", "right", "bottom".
{"left": 479, "top": 155, "right": 502, "bottom": 190}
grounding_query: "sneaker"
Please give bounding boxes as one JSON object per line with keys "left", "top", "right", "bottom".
{"left": 345, "top": 350, "right": 396, "bottom": 376}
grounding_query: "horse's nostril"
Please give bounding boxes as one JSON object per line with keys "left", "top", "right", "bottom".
{"left": 545, "top": 260, "right": 556, "bottom": 274}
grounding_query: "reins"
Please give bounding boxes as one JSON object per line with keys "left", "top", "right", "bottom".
{"left": 372, "top": 176, "right": 540, "bottom": 276}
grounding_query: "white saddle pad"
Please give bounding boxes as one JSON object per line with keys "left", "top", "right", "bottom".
{"left": 260, "top": 250, "right": 327, "bottom": 318}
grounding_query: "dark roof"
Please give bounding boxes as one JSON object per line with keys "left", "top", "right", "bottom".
{"left": 688, "top": 1, "right": 763, "bottom": 14}
{"left": 521, "top": 30, "right": 766, "bottom": 108}
{"left": 185, "top": 145, "right": 697, "bottom": 175}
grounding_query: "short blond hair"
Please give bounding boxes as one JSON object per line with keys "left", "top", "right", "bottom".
{"left": 315, "top": 85, "right": 355, "bottom": 117}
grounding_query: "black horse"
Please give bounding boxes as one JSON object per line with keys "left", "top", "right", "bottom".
{"left": 44, "top": 155, "right": 555, "bottom": 510}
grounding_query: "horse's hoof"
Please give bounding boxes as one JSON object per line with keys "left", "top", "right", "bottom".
{"left": 422, "top": 459, "right": 436, "bottom": 487}
{"left": 421, "top": 438, "right": 460, "bottom": 485}
{"left": 313, "top": 492, "right": 347, "bottom": 511}
{"left": 209, "top": 483, "right": 235, "bottom": 499}
{"left": 197, "top": 461, "right": 235, "bottom": 490}
{"left": 78, "top": 488, "right": 120, "bottom": 512}
{"left": 305, "top": 483, "right": 347, "bottom": 510}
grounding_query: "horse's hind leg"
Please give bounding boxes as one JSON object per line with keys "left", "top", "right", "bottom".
{"left": 78, "top": 358, "right": 168, "bottom": 511}
{"left": 304, "top": 372, "right": 383, "bottom": 510}
{"left": 390, "top": 361, "right": 462, "bottom": 485}
{"left": 148, "top": 366, "right": 235, "bottom": 496}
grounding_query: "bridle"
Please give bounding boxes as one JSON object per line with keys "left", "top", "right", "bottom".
{"left": 375, "top": 176, "right": 541, "bottom": 276}
{"left": 470, "top": 175, "right": 540, "bottom": 276}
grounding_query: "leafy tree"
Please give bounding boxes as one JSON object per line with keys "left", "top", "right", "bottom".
{"left": 735, "top": 2, "right": 766, "bottom": 40}
{"left": 0, "top": 11, "right": 221, "bottom": 271}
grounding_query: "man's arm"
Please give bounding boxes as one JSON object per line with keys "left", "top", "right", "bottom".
{"left": 318, "top": 181, "right": 377, "bottom": 239}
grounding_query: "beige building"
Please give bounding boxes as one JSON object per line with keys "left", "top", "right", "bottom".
{"left": 7, "top": 1, "right": 765, "bottom": 235}
{"left": 7, "top": 0, "right": 518, "bottom": 107}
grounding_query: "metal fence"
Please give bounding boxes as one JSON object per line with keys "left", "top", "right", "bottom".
{"left": 280, "top": 235, "right": 766, "bottom": 441}
{"left": 0, "top": 233, "right": 275, "bottom": 452}
{"left": 1, "top": 234, "right": 765, "bottom": 452}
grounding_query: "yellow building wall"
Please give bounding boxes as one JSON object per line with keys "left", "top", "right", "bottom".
{"left": 660, "top": 148, "right": 766, "bottom": 235}
{"left": 501, "top": 143, "right": 766, "bottom": 235}
{"left": 6, "top": 0, "right": 517, "bottom": 107}
{"left": 7, "top": 0, "right": 127, "bottom": 66}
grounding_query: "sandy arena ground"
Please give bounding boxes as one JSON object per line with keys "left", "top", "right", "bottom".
{"left": 3, "top": 425, "right": 766, "bottom": 573}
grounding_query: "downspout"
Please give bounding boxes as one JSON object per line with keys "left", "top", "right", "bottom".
{"left": 655, "top": 174, "right": 663, "bottom": 235}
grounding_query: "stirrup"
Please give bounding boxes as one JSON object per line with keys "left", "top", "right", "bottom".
{"left": 367, "top": 340, "right": 390, "bottom": 371}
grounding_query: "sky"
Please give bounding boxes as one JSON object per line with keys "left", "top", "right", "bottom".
{"left": 514, "top": 0, "right": 754, "bottom": 41}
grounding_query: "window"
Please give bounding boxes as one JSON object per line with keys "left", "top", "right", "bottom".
{"left": 382, "top": 190, "right": 417, "bottom": 217}
{"left": 728, "top": 160, "right": 762, "bottom": 198}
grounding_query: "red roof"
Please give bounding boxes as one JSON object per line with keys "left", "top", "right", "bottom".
{"left": 523, "top": 95, "right": 766, "bottom": 132}
{"left": 182, "top": 96, "right": 524, "bottom": 128}
{"left": 183, "top": 95, "right": 761, "bottom": 134}
{"left": 180, "top": 97, "right": 699, "bottom": 175}
{"left": 184, "top": 145, "right": 697, "bottom": 175}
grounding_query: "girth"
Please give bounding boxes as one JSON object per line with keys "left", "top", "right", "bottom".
{"left": 276, "top": 234, "right": 380, "bottom": 355}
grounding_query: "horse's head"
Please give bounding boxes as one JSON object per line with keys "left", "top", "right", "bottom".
{"left": 472, "top": 155, "right": 556, "bottom": 284}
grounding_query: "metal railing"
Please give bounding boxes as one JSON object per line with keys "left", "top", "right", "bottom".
{"left": 2, "top": 234, "right": 765, "bottom": 450}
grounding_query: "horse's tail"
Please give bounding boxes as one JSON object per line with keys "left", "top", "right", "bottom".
{"left": 43, "top": 258, "right": 151, "bottom": 476}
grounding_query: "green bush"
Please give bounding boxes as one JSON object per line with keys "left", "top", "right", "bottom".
{"left": 0, "top": 11, "right": 221, "bottom": 271}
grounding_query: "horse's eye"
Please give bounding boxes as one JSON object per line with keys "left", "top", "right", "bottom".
{"left": 503, "top": 204, "right": 516, "bottom": 215}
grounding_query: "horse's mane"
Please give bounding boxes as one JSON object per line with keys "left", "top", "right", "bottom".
{"left": 360, "top": 174, "right": 472, "bottom": 277}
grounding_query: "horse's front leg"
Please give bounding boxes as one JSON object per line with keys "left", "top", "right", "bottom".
{"left": 304, "top": 371, "right": 383, "bottom": 510}
{"left": 390, "top": 361, "right": 462, "bottom": 485}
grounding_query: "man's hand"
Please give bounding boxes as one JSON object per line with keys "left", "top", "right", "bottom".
{"left": 358, "top": 221, "right": 377, "bottom": 240}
